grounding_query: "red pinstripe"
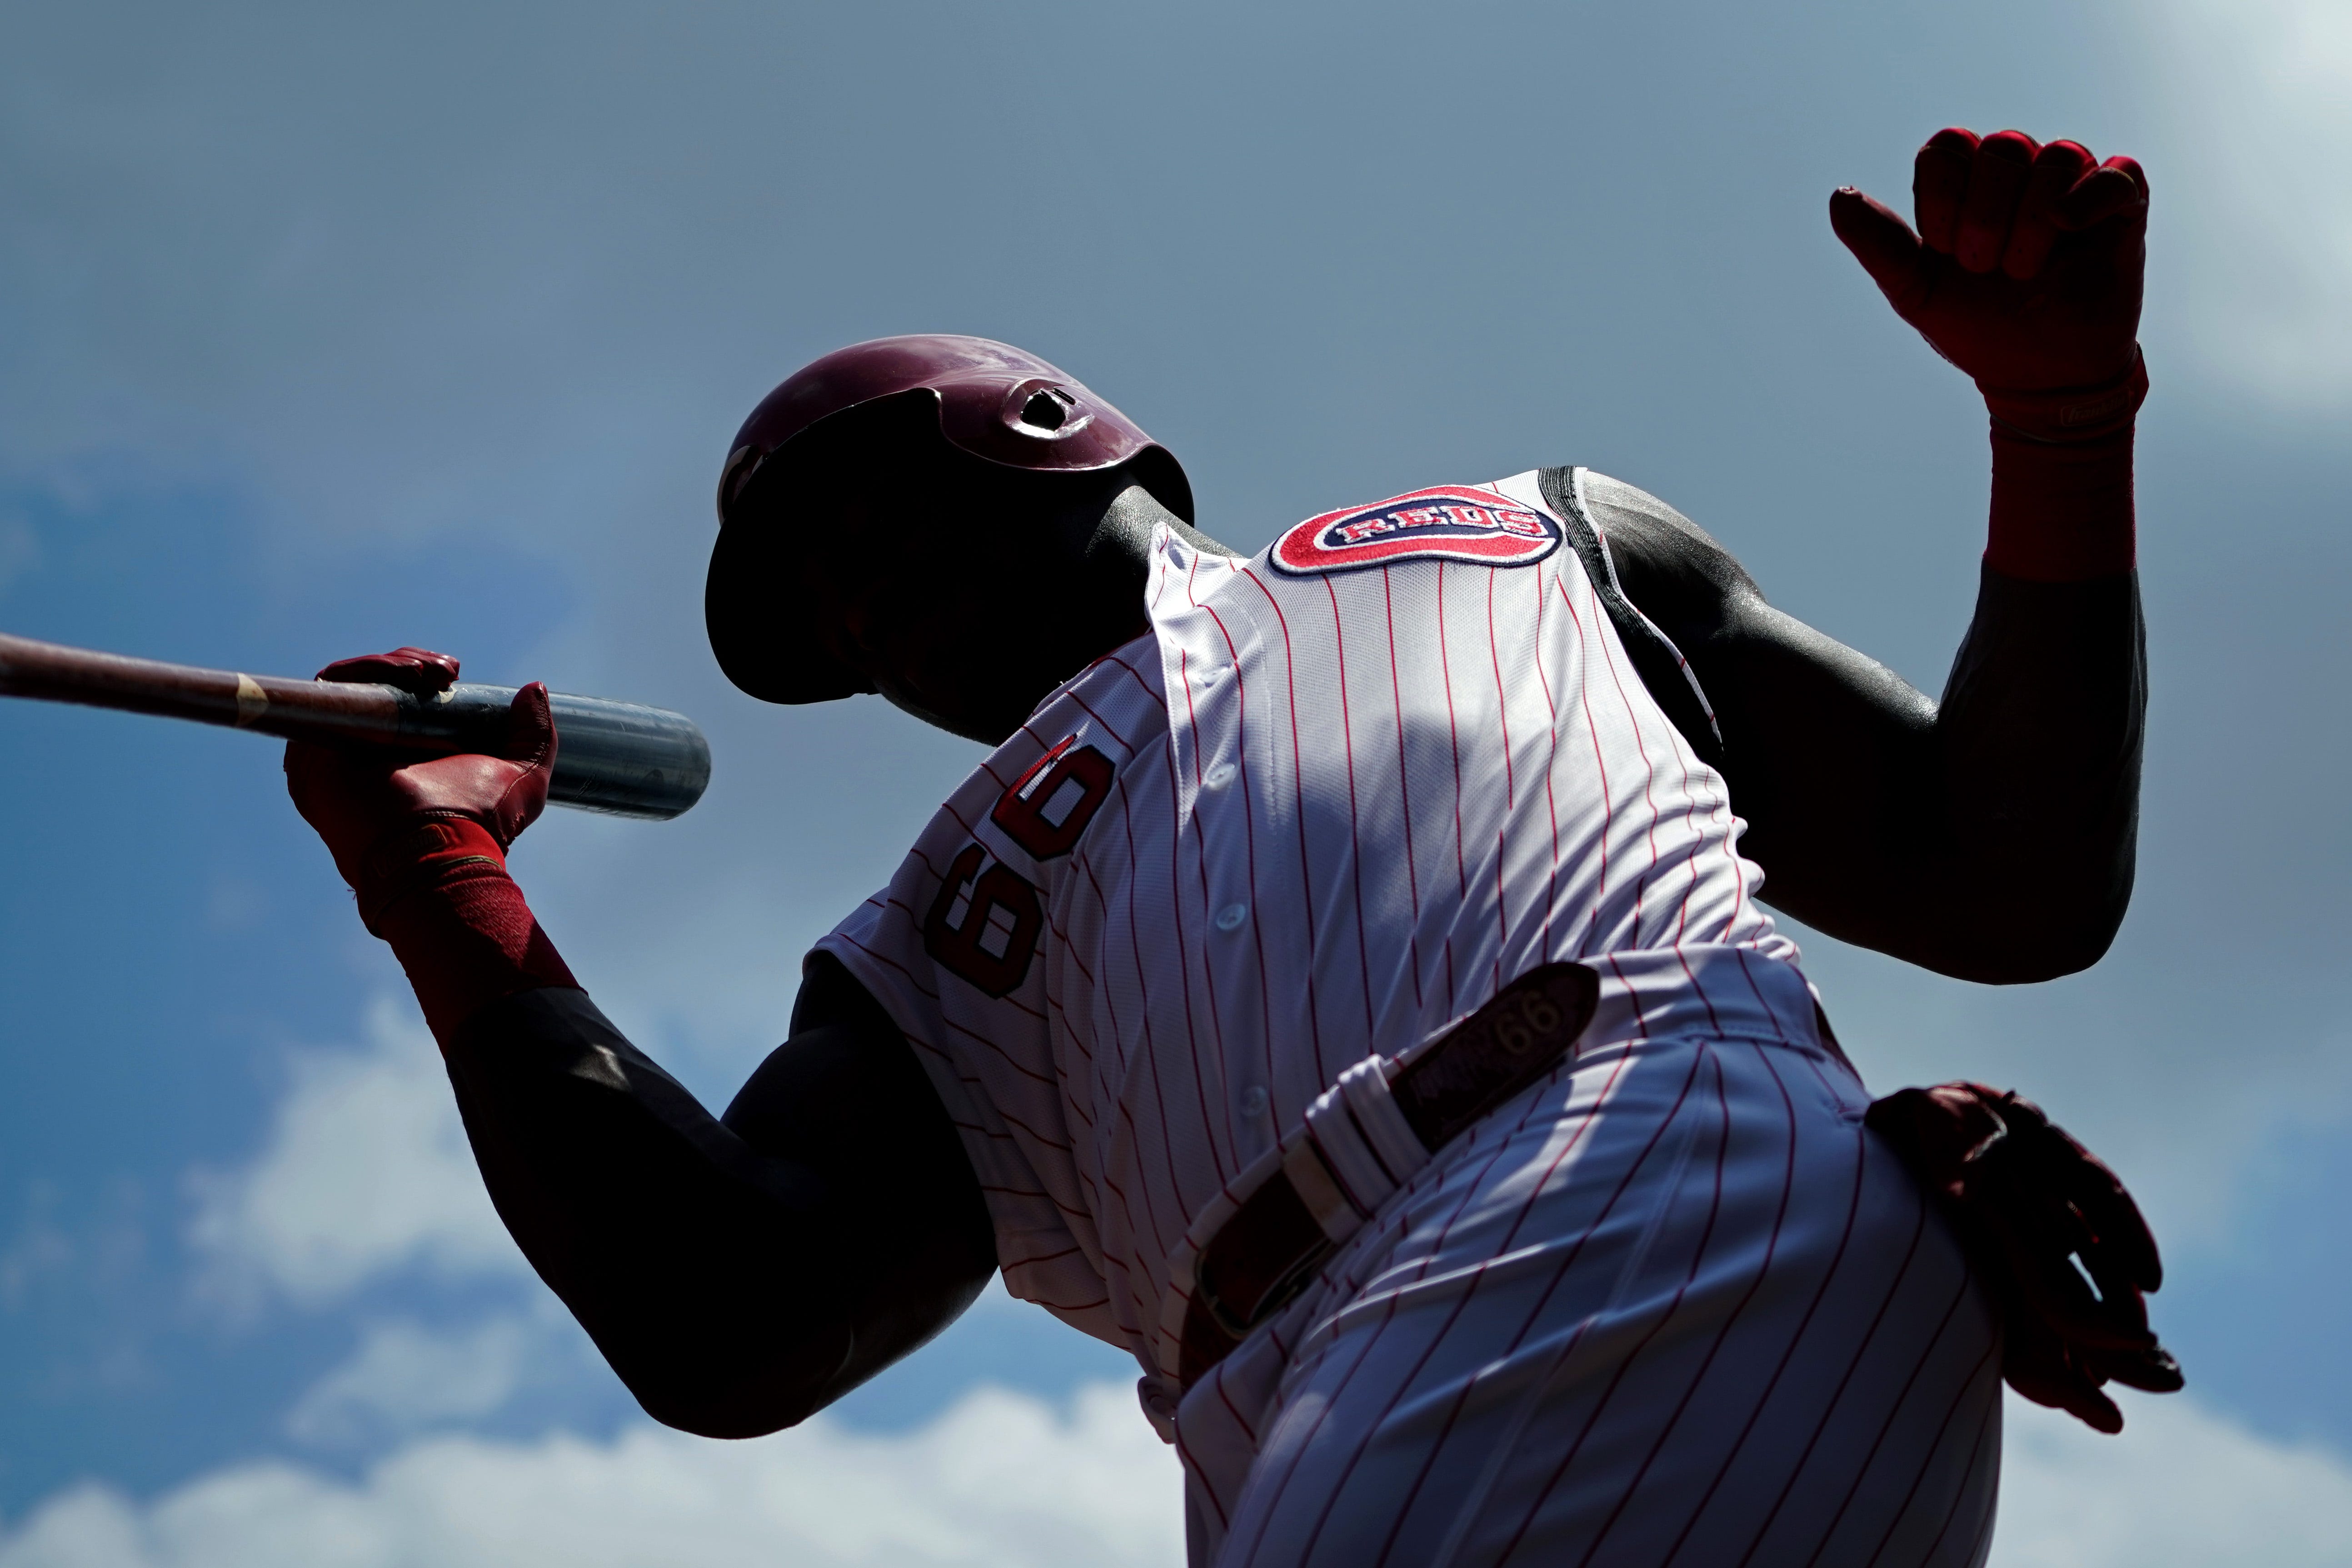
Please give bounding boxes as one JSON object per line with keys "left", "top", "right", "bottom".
{"left": 1181, "top": 1442, "right": 1233, "bottom": 1534}
{"left": 1486, "top": 561, "right": 1518, "bottom": 811}
{"left": 1528, "top": 561, "right": 1566, "bottom": 963}
{"left": 1911, "top": 1384, "right": 2002, "bottom": 1568}
{"left": 1731, "top": 1188, "right": 1934, "bottom": 1568}
{"left": 1378, "top": 568, "right": 1428, "bottom": 1011}
{"left": 1578, "top": 569, "right": 1668, "bottom": 938}
{"left": 1859, "top": 1338, "right": 2001, "bottom": 1568}
{"left": 1108, "top": 1093, "right": 1177, "bottom": 1258}
{"left": 1673, "top": 947, "right": 1728, "bottom": 1050}
{"left": 1238, "top": 566, "right": 1330, "bottom": 1081}
{"left": 1659, "top": 1055, "right": 1868, "bottom": 1568}
{"left": 1099, "top": 648, "right": 1162, "bottom": 705}
{"left": 1064, "top": 686, "right": 1136, "bottom": 754}
{"left": 1298, "top": 1049, "right": 1705, "bottom": 1567}
{"left": 1320, "top": 576, "right": 1378, "bottom": 1041}
{"left": 1114, "top": 770, "right": 1230, "bottom": 1184}
{"left": 1170, "top": 624, "right": 1243, "bottom": 1154}
{"left": 1487, "top": 1052, "right": 1737, "bottom": 1568}
{"left": 1547, "top": 1042, "right": 1805, "bottom": 1568}
{"left": 1796, "top": 1270, "right": 1977, "bottom": 1568}
{"left": 1193, "top": 579, "right": 1281, "bottom": 1099}
{"left": 1436, "top": 561, "right": 1467, "bottom": 1015}
{"left": 1729, "top": 946, "right": 1795, "bottom": 1042}
{"left": 1156, "top": 729, "right": 1235, "bottom": 1164}
{"left": 1550, "top": 575, "right": 1619, "bottom": 953}
{"left": 1003, "top": 1241, "right": 1088, "bottom": 1268}
{"left": 1041, "top": 1004, "right": 1099, "bottom": 1084}
{"left": 1218, "top": 1049, "right": 1618, "bottom": 1566}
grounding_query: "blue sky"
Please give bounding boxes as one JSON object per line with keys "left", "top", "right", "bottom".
{"left": 1, "top": 1, "right": 2349, "bottom": 1562}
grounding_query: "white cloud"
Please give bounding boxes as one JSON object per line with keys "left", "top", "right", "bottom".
{"left": 285, "top": 1315, "right": 537, "bottom": 1450}
{"left": 0, "top": 1383, "right": 1183, "bottom": 1568}
{"left": 1994, "top": 1393, "right": 2352, "bottom": 1565}
{"left": 2136, "top": 0, "right": 2352, "bottom": 407}
{"left": 0, "top": 1381, "right": 2342, "bottom": 1568}
{"left": 185, "top": 999, "right": 524, "bottom": 1310}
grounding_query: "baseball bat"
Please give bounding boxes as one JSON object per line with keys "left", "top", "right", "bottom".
{"left": 0, "top": 630, "right": 711, "bottom": 821}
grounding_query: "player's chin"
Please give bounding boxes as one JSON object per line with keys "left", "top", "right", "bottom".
{"left": 875, "top": 668, "right": 1056, "bottom": 747}
{"left": 870, "top": 620, "right": 1114, "bottom": 744}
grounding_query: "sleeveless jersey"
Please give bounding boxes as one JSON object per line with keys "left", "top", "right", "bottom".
{"left": 815, "top": 467, "right": 1806, "bottom": 1377}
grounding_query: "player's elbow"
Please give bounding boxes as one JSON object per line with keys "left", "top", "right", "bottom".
{"left": 633, "top": 1381, "right": 824, "bottom": 1441}
{"left": 1951, "top": 927, "right": 2116, "bottom": 985}
{"left": 590, "top": 1308, "right": 856, "bottom": 1441}
{"left": 1944, "top": 887, "right": 2129, "bottom": 985}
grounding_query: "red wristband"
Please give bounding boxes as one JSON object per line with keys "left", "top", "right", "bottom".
{"left": 353, "top": 817, "right": 579, "bottom": 1047}
{"left": 1985, "top": 423, "right": 2136, "bottom": 582}
{"left": 1979, "top": 350, "right": 2144, "bottom": 583}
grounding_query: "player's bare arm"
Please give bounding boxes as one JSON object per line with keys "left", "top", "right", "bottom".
{"left": 279, "top": 125, "right": 2173, "bottom": 1492}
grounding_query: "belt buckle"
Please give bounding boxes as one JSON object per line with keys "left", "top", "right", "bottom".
{"left": 1201, "top": 1234, "right": 1335, "bottom": 1342}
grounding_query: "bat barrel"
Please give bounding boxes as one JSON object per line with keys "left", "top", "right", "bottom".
{"left": 399, "top": 685, "right": 713, "bottom": 820}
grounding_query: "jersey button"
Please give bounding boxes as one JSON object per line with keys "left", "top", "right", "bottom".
{"left": 1202, "top": 761, "right": 1237, "bottom": 791}
{"left": 1239, "top": 1085, "right": 1270, "bottom": 1119}
{"left": 1214, "top": 901, "right": 1249, "bottom": 932}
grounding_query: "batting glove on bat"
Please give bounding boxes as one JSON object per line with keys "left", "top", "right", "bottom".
{"left": 285, "top": 648, "right": 557, "bottom": 933}
{"left": 1867, "top": 1081, "right": 2183, "bottom": 1433}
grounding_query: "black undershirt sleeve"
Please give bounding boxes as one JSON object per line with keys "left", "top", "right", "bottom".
{"left": 441, "top": 954, "right": 996, "bottom": 1438}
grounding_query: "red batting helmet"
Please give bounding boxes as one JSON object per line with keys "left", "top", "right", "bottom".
{"left": 705, "top": 334, "right": 1193, "bottom": 704}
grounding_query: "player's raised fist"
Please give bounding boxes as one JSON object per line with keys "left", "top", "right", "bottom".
{"left": 1830, "top": 128, "right": 2147, "bottom": 403}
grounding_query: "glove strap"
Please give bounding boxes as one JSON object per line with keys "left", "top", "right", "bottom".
{"left": 1978, "top": 349, "right": 2148, "bottom": 445}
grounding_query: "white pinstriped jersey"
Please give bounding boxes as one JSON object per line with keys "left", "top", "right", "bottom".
{"left": 816, "top": 468, "right": 1807, "bottom": 1372}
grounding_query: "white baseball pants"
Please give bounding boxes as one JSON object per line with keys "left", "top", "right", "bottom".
{"left": 1171, "top": 1020, "right": 2000, "bottom": 1568}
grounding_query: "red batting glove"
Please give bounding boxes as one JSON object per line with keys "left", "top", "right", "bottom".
{"left": 1831, "top": 130, "right": 2151, "bottom": 581}
{"left": 285, "top": 648, "right": 576, "bottom": 1044}
{"left": 1867, "top": 1082, "right": 2183, "bottom": 1434}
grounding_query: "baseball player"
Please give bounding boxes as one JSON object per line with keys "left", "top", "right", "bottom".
{"left": 286, "top": 126, "right": 2177, "bottom": 1566}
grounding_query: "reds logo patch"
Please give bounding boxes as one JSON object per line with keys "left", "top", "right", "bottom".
{"left": 1269, "top": 487, "right": 1563, "bottom": 576}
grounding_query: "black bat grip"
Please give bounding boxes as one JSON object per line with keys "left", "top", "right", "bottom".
{"left": 390, "top": 684, "right": 713, "bottom": 821}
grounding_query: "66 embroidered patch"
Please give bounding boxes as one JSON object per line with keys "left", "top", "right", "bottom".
{"left": 1269, "top": 486, "right": 1563, "bottom": 576}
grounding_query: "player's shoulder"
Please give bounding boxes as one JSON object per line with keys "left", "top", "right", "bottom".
{"left": 1558, "top": 468, "right": 1762, "bottom": 636}
{"left": 1569, "top": 469, "right": 1733, "bottom": 563}
{"left": 1027, "top": 629, "right": 1167, "bottom": 745}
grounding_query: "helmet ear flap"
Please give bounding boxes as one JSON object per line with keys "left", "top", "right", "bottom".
{"left": 1124, "top": 445, "right": 1196, "bottom": 526}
